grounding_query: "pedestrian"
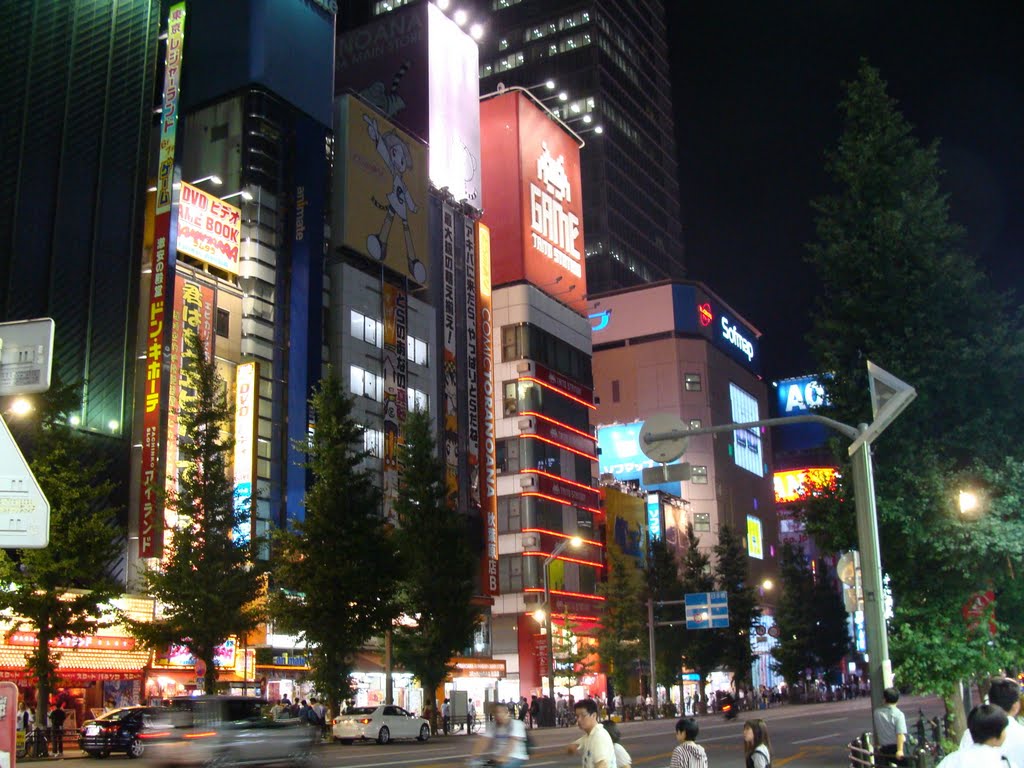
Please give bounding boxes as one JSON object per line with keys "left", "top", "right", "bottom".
{"left": 519, "top": 697, "right": 528, "bottom": 723}
{"left": 603, "top": 720, "right": 632, "bottom": 767}
{"left": 938, "top": 704, "right": 1008, "bottom": 768}
{"left": 529, "top": 696, "right": 540, "bottom": 729}
{"left": 443, "top": 698, "right": 451, "bottom": 735}
{"left": 567, "top": 699, "right": 616, "bottom": 768}
{"left": 670, "top": 718, "right": 707, "bottom": 768}
{"left": 49, "top": 702, "right": 67, "bottom": 757}
{"left": 873, "top": 687, "right": 908, "bottom": 766}
{"left": 613, "top": 693, "right": 622, "bottom": 717}
{"left": 743, "top": 719, "right": 771, "bottom": 768}
{"left": 17, "top": 699, "right": 32, "bottom": 733}
{"left": 960, "top": 677, "right": 1023, "bottom": 764}
{"left": 270, "top": 699, "right": 287, "bottom": 720}
{"left": 470, "top": 703, "right": 528, "bottom": 768}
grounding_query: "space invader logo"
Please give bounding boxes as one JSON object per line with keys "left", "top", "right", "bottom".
{"left": 536, "top": 142, "right": 571, "bottom": 203}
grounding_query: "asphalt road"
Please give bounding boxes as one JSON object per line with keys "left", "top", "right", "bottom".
{"left": 62, "top": 695, "right": 944, "bottom": 768}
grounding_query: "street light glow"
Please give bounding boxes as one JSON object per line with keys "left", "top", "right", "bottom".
{"left": 762, "top": 579, "right": 774, "bottom": 591}
{"left": 469, "top": 23, "right": 484, "bottom": 40}
{"left": 453, "top": 9, "right": 468, "bottom": 26}
{"left": 545, "top": 79, "right": 556, "bottom": 90}
{"left": 9, "top": 398, "right": 33, "bottom": 417}
{"left": 436, "top": 0, "right": 450, "bottom": 8}
{"left": 959, "top": 490, "right": 980, "bottom": 514}
{"left": 533, "top": 608, "right": 546, "bottom": 624}
{"left": 594, "top": 126, "right": 604, "bottom": 134}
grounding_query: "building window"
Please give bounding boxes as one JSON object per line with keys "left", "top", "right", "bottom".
{"left": 688, "top": 418, "right": 702, "bottom": 429}
{"left": 499, "top": 554, "right": 524, "bottom": 592}
{"left": 691, "top": 465, "right": 709, "bottom": 484}
{"left": 684, "top": 373, "right": 702, "bottom": 392}
{"left": 407, "top": 388, "right": 428, "bottom": 412}
{"left": 363, "top": 427, "right": 383, "bottom": 457}
{"left": 611, "top": 380, "right": 620, "bottom": 403}
{"left": 215, "top": 308, "right": 230, "bottom": 338}
{"left": 350, "top": 365, "right": 383, "bottom": 402}
{"left": 351, "top": 310, "right": 383, "bottom": 348}
{"left": 496, "top": 438, "right": 520, "bottom": 474}
{"left": 407, "top": 335, "right": 428, "bottom": 366}
{"left": 729, "top": 382, "right": 764, "bottom": 477}
{"left": 693, "top": 512, "right": 711, "bottom": 532}
{"left": 503, "top": 381, "right": 519, "bottom": 416}
{"left": 498, "top": 496, "right": 522, "bottom": 533}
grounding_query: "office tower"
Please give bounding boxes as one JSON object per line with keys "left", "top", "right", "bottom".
{"left": 339, "top": 0, "right": 685, "bottom": 292}
{"left": 1, "top": 1, "right": 161, "bottom": 438}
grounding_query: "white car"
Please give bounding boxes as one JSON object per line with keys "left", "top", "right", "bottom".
{"left": 332, "top": 705, "right": 430, "bottom": 745}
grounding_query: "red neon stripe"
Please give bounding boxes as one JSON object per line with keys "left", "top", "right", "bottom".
{"left": 520, "top": 469, "right": 599, "bottom": 494}
{"left": 522, "top": 492, "right": 603, "bottom": 516}
{"left": 520, "top": 433, "right": 597, "bottom": 461}
{"left": 518, "top": 376, "right": 597, "bottom": 410}
{"left": 525, "top": 587, "right": 606, "bottom": 601}
{"left": 522, "top": 551, "right": 605, "bottom": 568}
{"left": 522, "top": 528, "right": 603, "bottom": 547}
{"left": 520, "top": 411, "right": 596, "bottom": 442}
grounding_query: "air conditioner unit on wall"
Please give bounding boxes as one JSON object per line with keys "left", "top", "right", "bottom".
{"left": 520, "top": 475, "right": 537, "bottom": 490}
{"left": 518, "top": 417, "right": 535, "bottom": 432}
{"left": 516, "top": 361, "right": 532, "bottom": 374}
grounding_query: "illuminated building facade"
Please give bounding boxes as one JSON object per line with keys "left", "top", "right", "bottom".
{"left": 339, "top": 0, "right": 684, "bottom": 292}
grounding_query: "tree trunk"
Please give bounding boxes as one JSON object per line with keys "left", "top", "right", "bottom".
{"left": 945, "top": 686, "right": 968, "bottom": 742}
{"left": 204, "top": 652, "right": 218, "bottom": 695}
{"left": 697, "top": 676, "right": 708, "bottom": 715}
{"left": 33, "top": 628, "right": 52, "bottom": 745}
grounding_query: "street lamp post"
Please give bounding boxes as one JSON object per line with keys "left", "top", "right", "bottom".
{"left": 538, "top": 536, "right": 582, "bottom": 710}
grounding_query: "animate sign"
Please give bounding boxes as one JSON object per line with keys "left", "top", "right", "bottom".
{"left": 529, "top": 142, "right": 582, "bottom": 279}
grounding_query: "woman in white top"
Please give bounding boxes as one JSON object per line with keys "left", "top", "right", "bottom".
{"left": 603, "top": 720, "right": 631, "bottom": 767}
{"left": 743, "top": 719, "right": 771, "bottom": 768}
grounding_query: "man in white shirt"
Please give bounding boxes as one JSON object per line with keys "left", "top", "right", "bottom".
{"left": 471, "top": 703, "right": 528, "bottom": 768}
{"left": 959, "top": 677, "right": 1024, "bottom": 768}
{"left": 941, "top": 704, "right": 1012, "bottom": 768}
{"left": 567, "top": 699, "right": 617, "bottom": 768}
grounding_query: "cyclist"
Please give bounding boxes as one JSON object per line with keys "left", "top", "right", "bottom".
{"left": 469, "top": 702, "right": 529, "bottom": 767}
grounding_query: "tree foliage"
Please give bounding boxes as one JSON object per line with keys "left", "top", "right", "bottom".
{"left": 391, "top": 410, "right": 480, "bottom": 732}
{"left": 676, "top": 525, "right": 721, "bottom": 712}
{"left": 130, "top": 332, "right": 264, "bottom": 693}
{"left": 0, "top": 379, "right": 123, "bottom": 726}
{"left": 804, "top": 60, "right": 1024, "bottom": 708}
{"left": 267, "top": 372, "right": 398, "bottom": 714}
{"left": 595, "top": 541, "right": 647, "bottom": 696}
{"left": 646, "top": 536, "right": 686, "bottom": 697}
{"left": 810, "top": 569, "right": 852, "bottom": 683}
{"left": 552, "top": 612, "right": 596, "bottom": 688}
{"left": 713, "top": 523, "right": 760, "bottom": 687}
{"left": 770, "top": 543, "right": 818, "bottom": 692}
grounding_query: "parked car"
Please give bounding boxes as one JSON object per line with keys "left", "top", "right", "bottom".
{"left": 332, "top": 705, "right": 430, "bottom": 745}
{"left": 79, "top": 706, "right": 169, "bottom": 759}
{"left": 142, "top": 696, "right": 318, "bottom": 767}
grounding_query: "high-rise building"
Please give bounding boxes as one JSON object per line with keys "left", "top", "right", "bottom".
{"left": 1, "top": 1, "right": 161, "bottom": 439}
{"left": 338, "top": 0, "right": 685, "bottom": 293}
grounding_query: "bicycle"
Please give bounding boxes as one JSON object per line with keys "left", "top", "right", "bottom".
{"left": 18, "top": 727, "right": 49, "bottom": 759}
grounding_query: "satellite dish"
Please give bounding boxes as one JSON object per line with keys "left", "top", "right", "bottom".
{"left": 639, "top": 413, "right": 689, "bottom": 464}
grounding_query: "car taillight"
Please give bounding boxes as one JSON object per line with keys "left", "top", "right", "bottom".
{"left": 102, "top": 726, "right": 122, "bottom": 734}
{"left": 140, "top": 731, "right": 170, "bottom": 740}
{"left": 357, "top": 718, "right": 372, "bottom": 725}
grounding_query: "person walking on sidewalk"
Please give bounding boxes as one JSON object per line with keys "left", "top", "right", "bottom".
{"left": 670, "top": 718, "right": 707, "bottom": 768}
{"left": 939, "top": 704, "right": 1009, "bottom": 768}
{"left": 49, "top": 702, "right": 67, "bottom": 757}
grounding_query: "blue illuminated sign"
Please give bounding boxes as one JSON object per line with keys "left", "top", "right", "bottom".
{"left": 777, "top": 376, "right": 827, "bottom": 415}
{"left": 589, "top": 310, "right": 611, "bottom": 332}
{"left": 597, "top": 423, "right": 681, "bottom": 496}
{"left": 646, "top": 493, "right": 661, "bottom": 541}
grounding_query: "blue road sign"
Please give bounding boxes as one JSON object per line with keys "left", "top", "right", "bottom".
{"left": 685, "top": 591, "right": 730, "bottom": 630}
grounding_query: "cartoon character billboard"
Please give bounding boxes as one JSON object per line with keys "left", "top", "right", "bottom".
{"left": 332, "top": 94, "right": 429, "bottom": 285}
{"left": 335, "top": 3, "right": 481, "bottom": 206}
{"left": 605, "top": 487, "right": 646, "bottom": 566}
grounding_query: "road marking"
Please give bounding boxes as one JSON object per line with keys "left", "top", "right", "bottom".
{"left": 815, "top": 717, "right": 849, "bottom": 724}
{"left": 791, "top": 731, "right": 841, "bottom": 744}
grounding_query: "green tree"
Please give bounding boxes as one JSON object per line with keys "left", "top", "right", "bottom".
{"left": 646, "top": 536, "right": 686, "bottom": 702}
{"left": 267, "top": 372, "right": 398, "bottom": 715}
{"left": 677, "top": 524, "right": 720, "bottom": 713}
{"left": 595, "top": 542, "right": 647, "bottom": 697}
{"left": 713, "top": 523, "right": 760, "bottom": 688}
{"left": 130, "top": 332, "right": 264, "bottom": 693}
{"left": 391, "top": 409, "right": 480, "bottom": 734}
{"left": 552, "top": 612, "right": 596, "bottom": 689}
{"left": 804, "top": 60, "right": 1024, "bottom": 729}
{"left": 0, "top": 380, "right": 122, "bottom": 728}
{"left": 809, "top": 570, "right": 851, "bottom": 684}
{"left": 770, "top": 543, "right": 818, "bottom": 698}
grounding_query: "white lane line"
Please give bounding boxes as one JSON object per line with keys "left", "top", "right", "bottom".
{"left": 329, "top": 751, "right": 476, "bottom": 768}
{"left": 815, "top": 717, "right": 849, "bottom": 725}
{"left": 697, "top": 734, "right": 740, "bottom": 742}
{"left": 792, "top": 732, "right": 841, "bottom": 744}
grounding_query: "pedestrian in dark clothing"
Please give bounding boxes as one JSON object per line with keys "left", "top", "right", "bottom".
{"left": 49, "top": 704, "right": 68, "bottom": 756}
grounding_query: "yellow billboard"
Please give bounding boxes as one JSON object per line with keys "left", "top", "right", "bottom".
{"left": 604, "top": 487, "right": 647, "bottom": 565}
{"left": 333, "top": 94, "right": 429, "bottom": 286}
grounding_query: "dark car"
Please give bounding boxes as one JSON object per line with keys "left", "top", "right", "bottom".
{"left": 79, "top": 706, "right": 169, "bottom": 759}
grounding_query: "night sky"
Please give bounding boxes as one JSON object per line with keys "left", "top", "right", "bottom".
{"left": 665, "top": 3, "right": 1024, "bottom": 381}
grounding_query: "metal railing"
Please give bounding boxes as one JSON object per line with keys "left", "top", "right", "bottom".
{"left": 849, "top": 711, "right": 951, "bottom": 768}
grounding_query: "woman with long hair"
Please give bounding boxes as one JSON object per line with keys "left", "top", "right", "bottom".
{"left": 743, "top": 719, "right": 771, "bottom": 768}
